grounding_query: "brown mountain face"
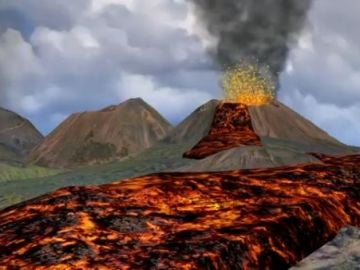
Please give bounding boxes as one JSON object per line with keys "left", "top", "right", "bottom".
{"left": 0, "top": 153, "right": 359, "bottom": 269}
{"left": 0, "top": 107, "right": 43, "bottom": 165}
{"left": 28, "top": 98, "right": 172, "bottom": 168}
{"left": 163, "top": 99, "right": 219, "bottom": 146}
{"left": 248, "top": 100, "right": 342, "bottom": 144}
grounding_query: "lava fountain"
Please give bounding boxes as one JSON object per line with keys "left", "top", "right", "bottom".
{"left": 222, "top": 62, "right": 276, "bottom": 106}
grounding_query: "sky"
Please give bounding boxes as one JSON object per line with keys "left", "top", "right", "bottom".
{"left": 0, "top": 0, "right": 359, "bottom": 146}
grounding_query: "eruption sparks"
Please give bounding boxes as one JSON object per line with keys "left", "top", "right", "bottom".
{"left": 222, "top": 62, "right": 276, "bottom": 106}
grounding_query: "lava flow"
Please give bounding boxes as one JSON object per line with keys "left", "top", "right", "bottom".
{"left": 184, "top": 102, "right": 262, "bottom": 159}
{"left": 0, "top": 154, "right": 359, "bottom": 269}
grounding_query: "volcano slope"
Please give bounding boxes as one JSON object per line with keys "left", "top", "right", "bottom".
{"left": 0, "top": 153, "right": 359, "bottom": 269}
{"left": 181, "top": 100, "right": 358, "bottom": 171}
{"left": 183, "top": 102, "right": 262, "bottom": 159}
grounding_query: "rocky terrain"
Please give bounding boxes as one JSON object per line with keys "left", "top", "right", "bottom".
{"left": 0, "top": 107, "right": 43, "bottom": 165}
{"left": 292, "top": 226, "right": 360, "bottom": 269}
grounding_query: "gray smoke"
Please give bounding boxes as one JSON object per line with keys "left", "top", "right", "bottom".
{"left": 191, "top": 0, "right": 312, "bottom": 79}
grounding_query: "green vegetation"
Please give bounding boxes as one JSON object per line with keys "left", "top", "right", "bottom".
{"left": 0, "top": 163, "right": 62, "bottom": 183}
{"left": 0, "top": 141, "right": 194, "bottom": 210}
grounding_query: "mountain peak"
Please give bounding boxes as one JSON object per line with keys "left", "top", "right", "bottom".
{"left": 28, "top": 98, "right": 172, "bottom": 168}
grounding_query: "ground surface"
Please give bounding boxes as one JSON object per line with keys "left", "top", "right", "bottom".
{"left": 292, "top": 226, "right": 360, "bottom": 269}
{"left": 1, "top": 153, "right": 359, "bottom": 269}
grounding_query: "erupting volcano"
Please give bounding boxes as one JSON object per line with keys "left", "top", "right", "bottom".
{"left": 0, "top": 65, "right": 359, "bottom": 270}
{"left": 1, "top": 77, "right": 359, "bottom": 269}
{"left": 182, "top": 63, "right": 350, "bottom": 162}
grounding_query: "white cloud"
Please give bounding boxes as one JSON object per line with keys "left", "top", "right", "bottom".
{"left": 117, "top": 72, "right": 212, "bottom": 122}
{"left": 0, "top": 29, "right": 42, "bottom": 82}
{"left": 280, "top": 89, "right": 360, "bottom": 146}
{"left": 0, "top": 0, "right": 217, "bottom": 134}
{"left": 280, "top": 0, "right": 360, "bottom": 145}
{"left": 0, "top": 0, "right": 359, "bottom": 147}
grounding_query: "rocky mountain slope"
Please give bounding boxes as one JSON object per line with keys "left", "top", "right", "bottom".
{"left": 0, "top": 107, "right": 43, "bottom": 165}
{"left": 28, "top": 98, "right": 172, "bottom": 168}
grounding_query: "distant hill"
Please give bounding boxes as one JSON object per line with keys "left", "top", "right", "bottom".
{"left": 28, "top": 98, "right": 173, "bottom": 168}
{"left": 0, "top": 107, "right": 43, "bottom": 165}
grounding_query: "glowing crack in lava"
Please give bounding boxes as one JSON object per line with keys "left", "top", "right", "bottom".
{"left": 222, "top": 62, "right": 276, "bottom": 106}
{"left": 0, "top": 153, "right": 359, "bottom": 269}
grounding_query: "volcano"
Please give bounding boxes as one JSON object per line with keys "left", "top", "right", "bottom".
{"left": 27, "top": 98, "right": 172, "bottom": 168}
{"left": 0, "top": 107, "right": 43, "bottom": 165}
{"left": 0, "top": 153, "right": 359, "bottom": 269}
{"left": 179, "top": 100, "right": 358, "bottom": 171}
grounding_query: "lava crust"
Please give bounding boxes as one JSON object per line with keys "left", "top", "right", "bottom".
{"left": 183, "top": 103, "right": 262, "bottom": 159}
{"left": 0, "top": 154, "right": 360, "bottom": 269}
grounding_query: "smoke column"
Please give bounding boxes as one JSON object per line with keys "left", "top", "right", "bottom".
{"left": 191, "top": 0, "right": 312, "bottom": 80}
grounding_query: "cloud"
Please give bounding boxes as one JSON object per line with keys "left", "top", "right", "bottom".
{"left": 0, "top": 0, "right": 359, "bottom": 147}
{"left": 118, "top": 72, "right": 212, "bottom": 122}
{"left": 279, "top": 0, "right": 360, "bottom": 145}
{"left": 281, "top": 89, "right": 360, "bottom": 146}
{"left": 0, "top": 0, "right": 219, "bottom": 134}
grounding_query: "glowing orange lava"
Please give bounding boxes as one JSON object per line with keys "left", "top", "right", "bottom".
{"left": 184, "top": 102, "right": 262, "bottom": 159}
{"left": 0, "top": 154, "right": 359, "bottom": 269}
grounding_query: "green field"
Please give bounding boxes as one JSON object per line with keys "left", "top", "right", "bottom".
{"left": 0, "top": 163, "right": 62, "bottom": 182}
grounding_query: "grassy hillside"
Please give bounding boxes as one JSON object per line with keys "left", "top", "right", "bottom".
{"left": 0, "top": 163, "right": 62, "bottom": 183}
{"left": 0, "top": 144, "right": 23, "bottom": 165}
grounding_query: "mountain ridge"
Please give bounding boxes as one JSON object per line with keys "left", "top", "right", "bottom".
{"left": 0, "top": 107, "right": 43, "bottom": 165}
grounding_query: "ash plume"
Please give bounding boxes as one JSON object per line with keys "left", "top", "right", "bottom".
{"left": 191, "top": 0, "right": 312, "bottom": 79}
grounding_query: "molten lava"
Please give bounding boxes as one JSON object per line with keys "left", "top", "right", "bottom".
{"left": 222, "top": 63, "right": 276, "bottom": 106}
{"left": 0, "top": 154, "right": 359, "bottom": 269}
{"left": 184, "top": 102, "right": 262, "bottom": 159}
